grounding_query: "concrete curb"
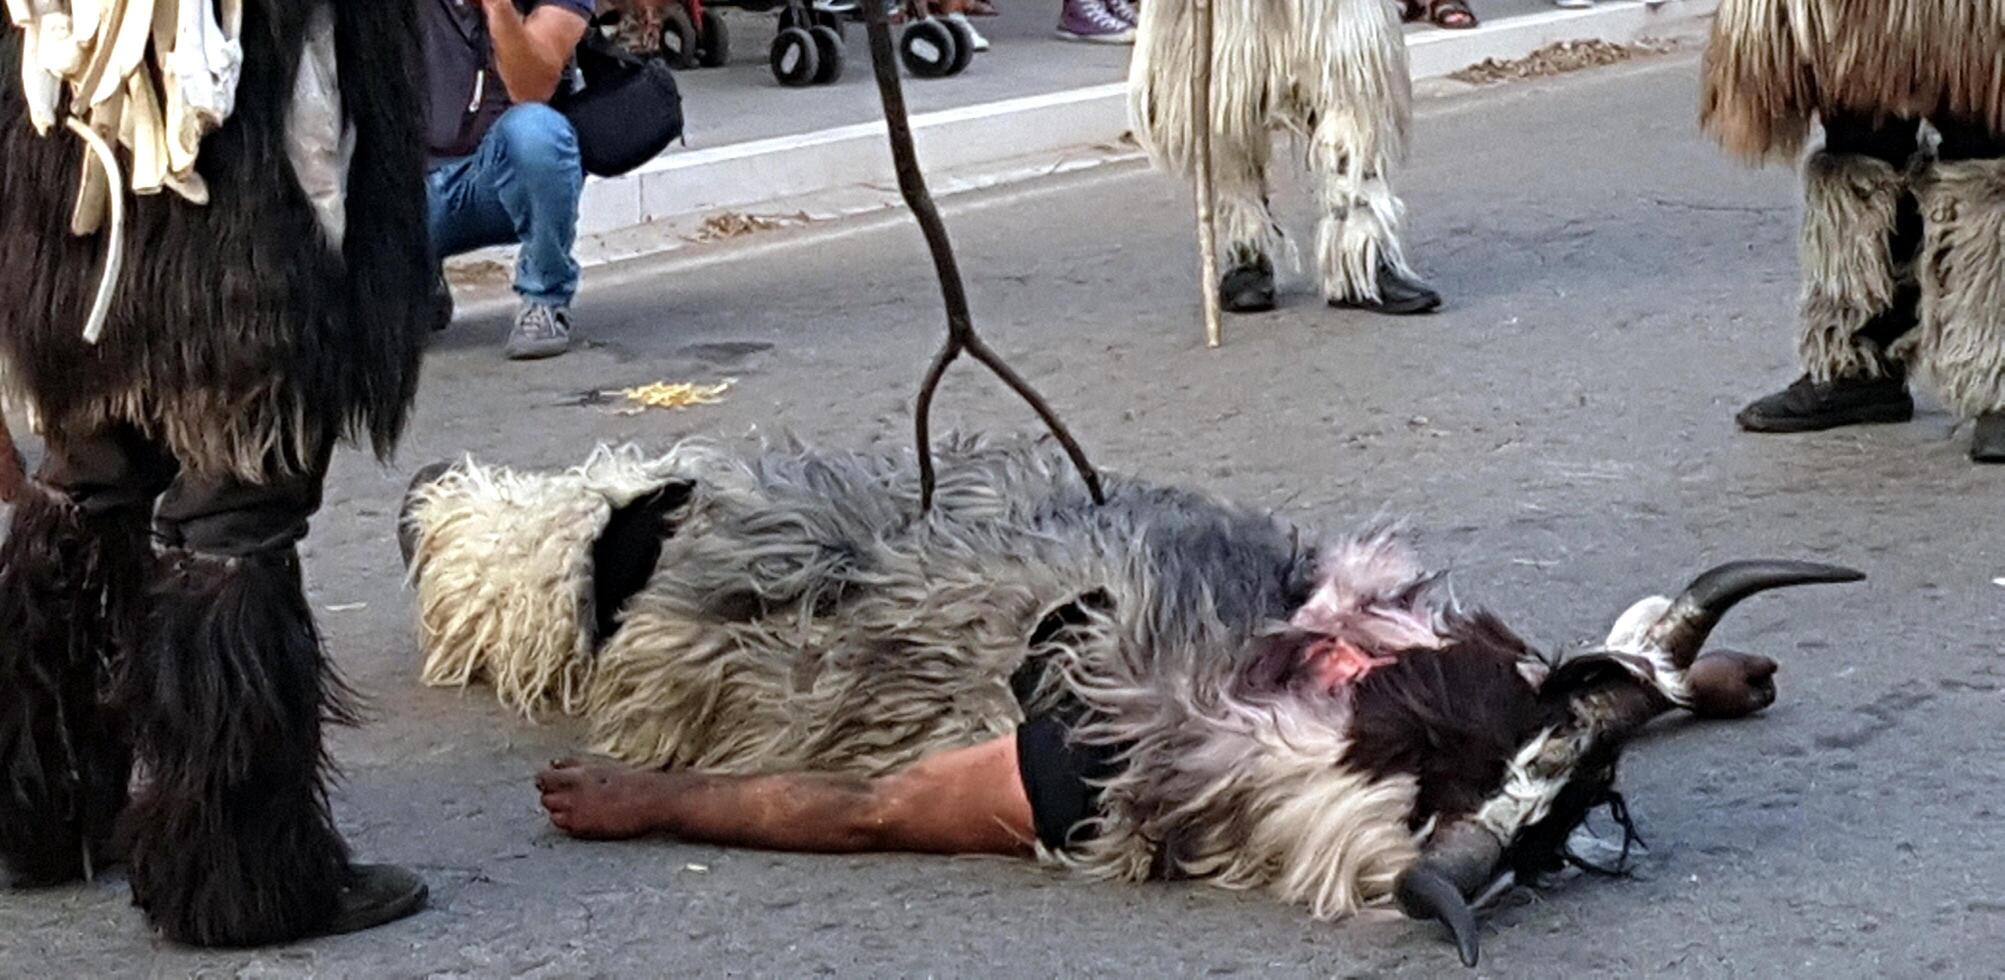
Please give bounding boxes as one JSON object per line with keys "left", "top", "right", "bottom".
{"left": 1405, "top": 0, "right": 1714, "bottom": 77}
{"left": 494, "top": 0, "right": 1717, "bottom": 267}
{"left": 578, "top": 83, "right": 1132, "bottom": 237}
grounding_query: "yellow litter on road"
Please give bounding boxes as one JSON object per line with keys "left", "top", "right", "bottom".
{"left": 614, "top": 380, "right": 735, "bottom": 414}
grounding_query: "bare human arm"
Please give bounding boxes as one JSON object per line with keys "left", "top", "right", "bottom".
{"left": 479, "top": 0, "right": 590, "bottom": 104}
{"left": 535, "top": 735, "right": 1038, "bottom": 857}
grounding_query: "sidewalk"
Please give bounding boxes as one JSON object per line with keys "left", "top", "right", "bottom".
{"left": 474, "top": 0, "right": 1720, "bottom": 272}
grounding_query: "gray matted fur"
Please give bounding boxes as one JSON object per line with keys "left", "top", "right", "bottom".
{"left": 1797, "top": 150, "right": 1908, "bottom": 381}
{"left": 1899, "top": 158, "right": 2005, "bottom": 417}
{"left": 413, "top": 435, "right": 1433, "bottom": 915}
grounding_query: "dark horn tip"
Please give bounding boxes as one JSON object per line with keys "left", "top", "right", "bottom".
{"left": 1691, "top": 559, "right": 1866, "bottom": 588}
{"left": 1397, "top": 867, "right": 1481, "bottom": 969}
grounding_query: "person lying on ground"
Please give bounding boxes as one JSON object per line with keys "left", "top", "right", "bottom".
{"left": 400, "top": 435, "right": 1858, "bottom": 965}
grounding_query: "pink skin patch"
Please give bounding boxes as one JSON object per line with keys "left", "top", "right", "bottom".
{"left": 1303, "top": 637, "right": 1396, "bottom": 692}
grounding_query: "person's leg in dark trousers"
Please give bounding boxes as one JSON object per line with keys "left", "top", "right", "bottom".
{"left": 1736, "top": 113, "right": 1924, "bottom": 433}
{"left": 427, "top": 103, "right": 586, "bottom": 360}
{"left": 0, "top": 425, "right": 172, "bottom": 888}
{"left": 1912, "top": 114, "right": 2005, "bottom": 461}
{"left": 119, "top": 437, "right": 425, "bottom": 945}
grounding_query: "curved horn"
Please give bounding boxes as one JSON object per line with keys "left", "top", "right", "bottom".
{"left": 1395, "top": 821, "right": 1503, "bottom": 968}
{"left": 1642, "top": 560, "right": 1864, "bottom": 668}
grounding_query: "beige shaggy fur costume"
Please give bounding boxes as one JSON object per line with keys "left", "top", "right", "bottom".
{"left": 1128, "top": 0, "right": 1416, "bottom": 304}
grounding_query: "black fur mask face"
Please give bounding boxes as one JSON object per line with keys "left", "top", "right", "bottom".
{"left": 1504, "top": 751, "right": 1642, "bottom": 883}
{"left": 1504, "top": 654, "right": 1661, "bottom": 882}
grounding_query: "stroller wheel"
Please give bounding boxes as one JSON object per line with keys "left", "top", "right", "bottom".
{"left": 811, "top": 8, "right": 848, "bottom": 40}
{"left": 697, "top": 10, "right": 731, "bottom": 66}
{"left": 809, "top": 25, "right": 845, "bottom": 84}
{"left": 771, "top": 26, "right": 822, "bottom": 87}
{"left": 781, "top": 4, "right": 847, "bottom": 41}
{"left": 940, "top": 14, "right": 975, "bottom": 75}
{"left": 898, "top": 18, "right": 958, "bottom": 79}
{"left": 658, "top": 4, "right": 700, "bottom": 68}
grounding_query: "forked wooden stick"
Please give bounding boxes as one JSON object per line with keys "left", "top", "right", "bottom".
{"left": 1192, "top": 0, "right": 1223, "bottom": 348}
{"left": 857, "top": 2, "right": 1106, "bottom": 513}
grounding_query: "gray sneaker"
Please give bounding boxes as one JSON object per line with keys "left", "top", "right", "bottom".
{"left": 506, "top": 302, "right": 573, "bottom": 360}
{"left": 1056, "top": 0, "right": 1133, "bottom": 42}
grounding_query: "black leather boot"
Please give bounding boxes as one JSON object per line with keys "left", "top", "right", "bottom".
{"left": 1972, "top": 413, "right": 2005, "bottom": 463}
{"left": 1330, "top": 263, "right": 1441, "bottom": 316}
{"left": 1735, "top": 373, "right": 1915, "bottom": 433}
{"left": 1220, "top": 256, "right": 1277, "bottom": 314}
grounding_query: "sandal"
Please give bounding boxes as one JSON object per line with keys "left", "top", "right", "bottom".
{"left": 1423, "top": 0, "right": 1476, "bottom": 28}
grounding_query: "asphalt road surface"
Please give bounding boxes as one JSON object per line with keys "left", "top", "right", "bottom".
{"left": 4, "top": 51, "right": 2001, "bottom": 978}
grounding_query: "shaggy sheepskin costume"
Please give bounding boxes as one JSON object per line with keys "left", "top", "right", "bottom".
{"left": 414, "top": 430, "right": 1837, "bottom": 937}
{"left": 0, "top": 0, "right": 431, "bottom": 945}
{"left": 410, "top": 436, "right": 1433, "bottom": 914}
{"left": 407, "top": 436, "right": 1862, "bottom": 953}
{"left": 1127, "top": 0, "right": 1432, "bottom": 311}
{"left": 1702, "top": 1, "right": 2005, "bottom": 454}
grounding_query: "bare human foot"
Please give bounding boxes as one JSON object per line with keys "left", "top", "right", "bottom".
{"left": 535, "top": 758, "right": 683, "bottom": 840}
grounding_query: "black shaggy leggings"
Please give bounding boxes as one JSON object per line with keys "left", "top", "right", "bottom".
{"left": 0, "top": 420, "right": 353, "bottom": 946}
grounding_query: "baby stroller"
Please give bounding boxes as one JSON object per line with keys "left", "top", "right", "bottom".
{"left": 601, "top": 0, "right": 981, "bottom": 87}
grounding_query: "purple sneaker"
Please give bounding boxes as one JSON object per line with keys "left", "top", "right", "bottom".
{"left": 1057, "top": 0, "right": 1134, "bottom": 43}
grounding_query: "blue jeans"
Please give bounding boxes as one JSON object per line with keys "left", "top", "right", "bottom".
{"left": 427, "top": 103, "right": 585, "bottom": 308}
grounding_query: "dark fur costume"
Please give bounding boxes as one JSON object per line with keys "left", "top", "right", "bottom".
{"left": 122, "top": 550, "right": 356, "bottom": 946}
{"left": 0, "top": 0, "right": 429, "bottom": 478}
{"left": 0, "top": 0, "right": 429, "bottom": 946}
{"left": 0, "top": 486, "right": 148, "bottom": 887}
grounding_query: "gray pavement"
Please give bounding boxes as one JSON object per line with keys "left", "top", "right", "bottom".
{"left": 6, "top": 50, "right": 2004, "bottom": 977}
{"left": 674, "top": 0, "right": 1559, "bottom": 145}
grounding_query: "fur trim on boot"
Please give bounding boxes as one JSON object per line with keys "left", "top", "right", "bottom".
{"left": 1798, "top": 151, "right": 1910, "bottom": 381}
{"left": 406, "top": 447, "right": 686, "bottom": 718}
{"left": 1901, "top": 158, "right": 2005, "bottom": 418}
{"left": 1316, "top": 173, "right": 1416, "bottom": 305}
{"left": 0, "top": 485, "right": 146, "bottom": 887}
{"left": 120, "top": 549, "right": 353, "bottom": 946}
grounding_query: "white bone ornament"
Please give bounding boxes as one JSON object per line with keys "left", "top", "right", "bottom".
{"left": 166, "top": 0, "right": 240, "bottom": 159}
{"left": 5, "top": 0, "right": 245, "bottom": 342}
{"left": 1603, "top": 595, "right": 1672, "bottom": 654}
{"left": 17, "top": 20, "right": 62, "bottom": 133}
{"left": 124, "top": 65, "right": 167, "bottom": 193}
{"left": 29, "top": 0, "right": 86, "bottom": 77}
{"left": 70, "top": 0, "right": 128, "bottom": 105}
{"left": 87, "top": 0, "right": 151, "bottom": 107}
{"left": 69, "top": 90, "right": 121, "bottom": 235}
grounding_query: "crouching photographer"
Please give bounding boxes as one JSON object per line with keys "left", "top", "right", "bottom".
{"left": 424, "top": 0, "right": 683, "bottom": 360}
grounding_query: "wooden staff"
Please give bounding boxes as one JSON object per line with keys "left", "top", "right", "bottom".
{"left": 1192, "top": 0, "right": 1223, "bottom": 348}
{"left": 857, "top": 0, "right": 1106, "bottom": 513}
